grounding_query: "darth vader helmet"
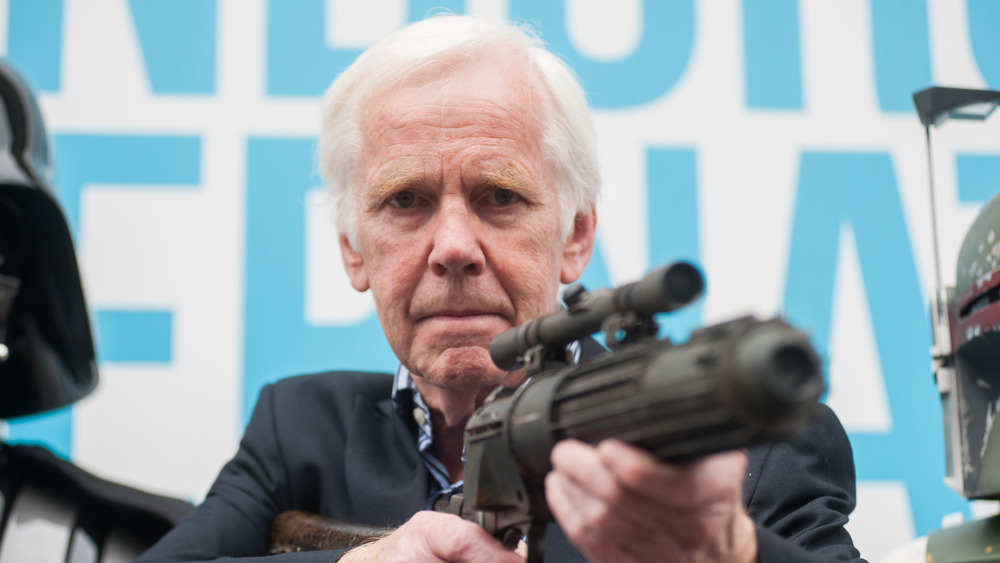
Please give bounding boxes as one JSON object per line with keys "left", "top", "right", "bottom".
{"left": 0, "top": 59, "right": 97, "bottom": 419}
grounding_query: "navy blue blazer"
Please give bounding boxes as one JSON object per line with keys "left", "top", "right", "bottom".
{"left": 139, "top": 371, "right": 865, "bottom": 562}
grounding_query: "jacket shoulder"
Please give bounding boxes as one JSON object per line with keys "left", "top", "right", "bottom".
{"left": 266, "top": 370, "right": 394, "bottom": 405}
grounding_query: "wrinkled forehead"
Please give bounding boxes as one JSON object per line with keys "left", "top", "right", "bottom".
{"left": 358, "top": 51, "right": 549, "bottom": 132}
{"left": 356, "top": 55, "right": 552, "bottom": 182}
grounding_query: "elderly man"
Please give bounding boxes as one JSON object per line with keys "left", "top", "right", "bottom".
{"left": 139, "top": 15, "right": 864, "bottom": 563}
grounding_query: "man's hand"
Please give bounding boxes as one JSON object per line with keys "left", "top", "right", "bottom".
{"left": 340, "top": 510, "right": 525, "bottom": 563}
{"left": 545, "top": 439, "right": 757, "bottom": 563}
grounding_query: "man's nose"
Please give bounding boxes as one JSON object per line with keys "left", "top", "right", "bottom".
{"left": 428, "top": 201, "right": 485, "bottom": 276}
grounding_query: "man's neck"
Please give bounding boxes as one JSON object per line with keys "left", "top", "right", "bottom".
{"left": 419, "top": 386, "right": 489, "bottom": 483}
{"left": 429, "top": 411, "right": 468, "bottom": 483}
{"left": 409, "top": 368, "right": 529, "bottom": 483}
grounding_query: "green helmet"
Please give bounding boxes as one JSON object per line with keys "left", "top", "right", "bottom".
{"left": 937, "top": 189, "right": 1000, "bottom": 499}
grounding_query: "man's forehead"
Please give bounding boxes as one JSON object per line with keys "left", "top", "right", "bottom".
{"left": 358, "top": 53, "right": 544, "bottom": 128}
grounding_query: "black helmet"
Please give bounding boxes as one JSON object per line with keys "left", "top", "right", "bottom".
{"left": 0, "top": 59, "right": 97, "bottom": 418}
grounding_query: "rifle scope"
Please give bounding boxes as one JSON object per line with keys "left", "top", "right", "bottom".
{"left": 490, "top": 261, "right": 704, "bottom": 370}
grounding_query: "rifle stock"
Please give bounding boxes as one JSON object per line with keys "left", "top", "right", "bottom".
{"left": 267, "top": 510, "right": 392, "bottom": 554}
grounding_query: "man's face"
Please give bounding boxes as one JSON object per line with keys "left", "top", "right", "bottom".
{"left": 339, "top": 58, "right": 593, "bottom": 393}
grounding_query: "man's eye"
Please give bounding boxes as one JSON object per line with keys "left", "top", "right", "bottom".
{"left": 388, "top": 191, "right": 416, "bottom": 209}
{"left": 491, "top": 188, "right": 520, "bottom": 206}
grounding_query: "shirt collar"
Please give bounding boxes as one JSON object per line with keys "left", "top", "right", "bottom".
{"left": 389, "top": 339, "right": 587, "bottom": 490}
{"left": 392, "top": 364, "right": 434, "bottom": 453}
{"left": 390, "top": 340, "right": 584, "bottom": 444}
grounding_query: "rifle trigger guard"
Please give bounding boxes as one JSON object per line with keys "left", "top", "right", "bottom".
{"left": 432, "top": 493, "right": 466, "bottom": 516}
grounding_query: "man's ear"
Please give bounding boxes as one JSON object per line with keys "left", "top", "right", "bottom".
{"left": 339, "top": 234, "right": 370, "bottom": 292}
{"left": 560, "top": 206, "right": 597, "bottom": 284}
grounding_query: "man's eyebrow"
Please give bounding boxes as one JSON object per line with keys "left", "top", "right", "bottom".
{"left": 479, "top": 167, "right": 543, "bottom": 200}
{"left": 363, "top": 166, "right": 544, "bottom": 209}
{"left": 364, "top": 170, "right": 425, "bottom": 210}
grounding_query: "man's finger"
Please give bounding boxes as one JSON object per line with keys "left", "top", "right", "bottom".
{"left": 550, "top": 439, "right": 621, "bottom": 500}
{"left": 598, "top": 440, "right": 747, "bottom": 507}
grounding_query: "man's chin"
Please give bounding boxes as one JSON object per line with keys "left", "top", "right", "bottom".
{"left": 414, "top": 347, "right": 509, "bottom": 390}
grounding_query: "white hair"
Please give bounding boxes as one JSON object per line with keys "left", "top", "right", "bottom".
{"left": 317, "top": 14, "right": 601, "bottom": 245}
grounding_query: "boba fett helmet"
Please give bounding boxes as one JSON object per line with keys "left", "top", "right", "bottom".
{"left": 936, "top": 189, "right": 1000, "bottom": 499}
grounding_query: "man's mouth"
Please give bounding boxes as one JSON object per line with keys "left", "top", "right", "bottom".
{"left": 424, "top": 310, "right": 498, "bottom": 321}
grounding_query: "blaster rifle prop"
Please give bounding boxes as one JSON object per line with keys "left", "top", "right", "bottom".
{"left": 450, "top": 261, "right": 824, "bottom": 561}
{"left": 268, "top": 262, "right": 825, "bottom": 561}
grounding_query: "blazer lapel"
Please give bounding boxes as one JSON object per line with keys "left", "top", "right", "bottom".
{"left": 344, "top": 395, "right": 429, "bottom": 526}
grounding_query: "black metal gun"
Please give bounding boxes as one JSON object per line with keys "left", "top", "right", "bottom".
{"left": 444, "top": 261, "right": 824, "bottom": 562}
{"left": 268, "top": 262, "right": 825, "bottom": 561}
